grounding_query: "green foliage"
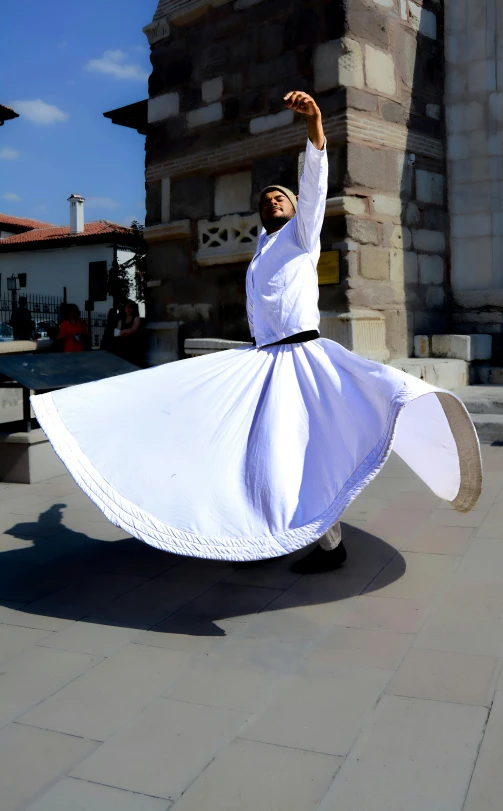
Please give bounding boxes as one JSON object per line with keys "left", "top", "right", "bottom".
{"left": 130, "top": 220, "right": 147, "bottom": 304}
{"left": 107, "top": 256, "right": 131, "bottom": 310}
{"left": 106, "top": 222, "right": 146, "bottom": 308}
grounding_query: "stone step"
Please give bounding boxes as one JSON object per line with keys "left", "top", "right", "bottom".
{"left": 469, "top": 414, "right": 503, "bottom": 445}
{"left": 388, "top": 358, "right": 467, "bottom": 391}
{"left": 414, "top": 334, "right": 492, "bottom": 362}
{"left": 475, "top": 366, "right": 503, "bottom": 385}
{"left": 454, "top": 386, "right": 503, "bottom": 416}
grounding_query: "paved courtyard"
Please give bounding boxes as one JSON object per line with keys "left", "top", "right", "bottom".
{"left": 1, "top": 445, "right": 502, "bottom": 810}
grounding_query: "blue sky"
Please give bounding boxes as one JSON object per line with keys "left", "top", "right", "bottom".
{"left": 1, "top": 0, "right": 157, "bottom": 227}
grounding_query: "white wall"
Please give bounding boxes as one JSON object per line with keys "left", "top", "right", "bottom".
{"left": 0, "top": 230, "right": 16, "bottom": 239}
{"left": 0, "top": 244, "right": 140, "bottom": 314}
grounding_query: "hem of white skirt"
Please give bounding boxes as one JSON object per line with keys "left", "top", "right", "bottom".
{"left": 31, "top": 386, "right": 430, "bottom": 561}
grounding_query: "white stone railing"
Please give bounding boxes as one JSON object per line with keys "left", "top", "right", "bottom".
{"left": 196, "top": 213, "right": 261, "bottom": 266}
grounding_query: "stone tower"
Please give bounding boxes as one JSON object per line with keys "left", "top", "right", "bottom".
{"left": 444, "top": 0, "right": 503, "bottom": 365}
{"left": 142, "top": 0, "right": 446, "bottom": 361}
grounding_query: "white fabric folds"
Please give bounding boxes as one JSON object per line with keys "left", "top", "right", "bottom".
{"left": 31, "top": 338, "right": 482, "bottom": 562}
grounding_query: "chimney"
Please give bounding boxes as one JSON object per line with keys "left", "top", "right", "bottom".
{"left": 68, "top": 193, "right": 85, "bottom": 235}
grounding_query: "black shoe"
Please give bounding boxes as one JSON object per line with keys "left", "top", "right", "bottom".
{"left": 290, "top": 542, "right": 347, "bottom": 574}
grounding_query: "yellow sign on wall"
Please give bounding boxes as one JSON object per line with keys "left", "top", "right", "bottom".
{"left": 317, "top": 250, "right": 340, "bottom": 285}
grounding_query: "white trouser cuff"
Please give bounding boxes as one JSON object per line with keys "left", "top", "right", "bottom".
{"left": 318, "top": 522, "right": 342, "bottom": 550}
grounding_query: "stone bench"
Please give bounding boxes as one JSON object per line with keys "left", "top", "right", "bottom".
{"left": 184, "top": 338, "right": 253, "bottom": 357}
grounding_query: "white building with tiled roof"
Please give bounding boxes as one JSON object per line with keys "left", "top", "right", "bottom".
{"left": 0, "top": 198, "right": 144, "bottom": 317}
{"left": 0, "top": 213, "right": 54, "bottom": 240}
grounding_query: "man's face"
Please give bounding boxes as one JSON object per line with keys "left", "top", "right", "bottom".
{"left": 260, "top": 190, "right": 296, "bottom": 233}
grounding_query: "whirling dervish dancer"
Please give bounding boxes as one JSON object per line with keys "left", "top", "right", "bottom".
{"left": 31, "top": 91, "right": 482, "bottom": 574}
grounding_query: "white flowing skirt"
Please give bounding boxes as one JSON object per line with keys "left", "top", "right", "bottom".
{"left": 31, "top": 339, "right": 482, "bottom": 561}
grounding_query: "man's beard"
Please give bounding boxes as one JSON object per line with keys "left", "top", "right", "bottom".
{"left": 260, "top": 213, "right": 291, "bottom": 231}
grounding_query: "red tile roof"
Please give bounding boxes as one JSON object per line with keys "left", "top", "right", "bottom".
{"left": 0, "top": 213, "right": 55, "bottom": 230}
{"left": 0, "top": 220, "right": 134, "bottom": 245}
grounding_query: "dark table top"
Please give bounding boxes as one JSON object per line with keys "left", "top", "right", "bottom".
{"left": 0, "top": 351, "right": 139, "bottom": 392}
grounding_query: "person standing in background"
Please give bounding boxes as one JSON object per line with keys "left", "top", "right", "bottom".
{"left": 10, "top": 296, "right": 33, "bottom": 341}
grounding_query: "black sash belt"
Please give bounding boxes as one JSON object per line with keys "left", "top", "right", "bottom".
{"left": 253, "top": 330, "right": 320, "bottom": 348}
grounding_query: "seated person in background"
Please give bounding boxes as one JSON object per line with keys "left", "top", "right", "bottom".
{"left": 10, "top": 296, "right": 33, "bottom": 341}
{"left": 57, "top": 304, "right": 89, "bottom": 352}
{"left": 116, "top": 300, "right": 141, "bottom": 338}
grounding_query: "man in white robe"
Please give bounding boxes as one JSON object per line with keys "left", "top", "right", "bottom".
{"left": 246, "top": 90, "right": 346, "bottom": 574}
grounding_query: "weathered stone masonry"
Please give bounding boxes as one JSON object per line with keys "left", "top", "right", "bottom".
{"left": 445, "top": 0, "right": 503, "bottom": 362}
{"left": 143, "top": 0, "right": 447, "bottom": 359}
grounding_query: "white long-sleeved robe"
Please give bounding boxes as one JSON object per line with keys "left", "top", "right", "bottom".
{"left": 246, "top": 137, "right": 327, "bottom": 347}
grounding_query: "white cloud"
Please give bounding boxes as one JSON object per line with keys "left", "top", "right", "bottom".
{"left": 86, "top": 196, "right": 119, "bottom": 210}
{"left": 130, "top": 44, "right": 146, "bottom": 54}
{"left": 3, "top": 192, "right": 21, "bottom": 202}
{"left": 37, "top": 204, "right": 48, "bottom": 213}
{"left": 0, "top": 147, "right": 20, "bottom": 160}
{"left": 85, "top": 50, "right": 148, "bottom": 81}
{"left": 57, "top": 40, "right": 68, "bottom": 48}
{"left": 9, "top": 99, "right": 69, "bottom": 125}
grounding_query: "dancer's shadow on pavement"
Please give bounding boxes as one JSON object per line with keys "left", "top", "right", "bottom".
{"left": 0, "top": 505, "right": 405, "bottom": 636}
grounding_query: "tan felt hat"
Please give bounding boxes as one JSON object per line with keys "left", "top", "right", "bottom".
{"left": 259, "top": 185, "right": 297, "bottom": 212}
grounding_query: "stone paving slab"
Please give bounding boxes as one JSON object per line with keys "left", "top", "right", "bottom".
{"left": 166, "top": 635, "right": 302, "bottom": 713}
{"left": 415, "top": 581, "right": 503, "bottom": 657}
{"left": 25, "top": 778, "right": 172, "bottom": 811}
{"left": 0, "top": 622, "right": 52, "bottom": 664}
{"left": 0, "top": 723, "right": 98, "bottom": 811}
{"left": 363, "top": 550, "right": 460, "bottom": 600}
{"left": 136, "top": 615, "right": 242, "bottom": 654}
{"left": 310, "top": 626, "right": 413, "bottom": 671}
{"left": 19, "top": 643, "right": 196, "bottom": 741}
{"left": 239, "top": 660, "right": 393, "bottom": 756}
{"left": 70, "top": 697, "right": 248, "bottom": 801}
{"left": 0, "top": 646, "right": 98, "bottom": 729}
{"left": 37, "top": 619, "right": 143, "bottom": 657}
{"left": 403, "top": 523, "right": 474, "bottom": 555}
{"left": 386, "top": 647, "right": 499, "bottom": 707}
{"left": 171, "top": 738, "right": 343, "bottom": 811}
{"left": 336, "top": 594, "right": 430, "bottom": 633}
{"left": 316, "top": 696, "right": 488, "bottom": 811}
{"left": 463, "top": 691, "right": 503, "bottom": 811}
{"left": 0, "top": 447, "right": 502, "bottom": 809}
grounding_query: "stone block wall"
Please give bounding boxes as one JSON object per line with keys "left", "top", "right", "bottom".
{"left": 326, "top": 0, "right": 447, "bottom": 358}
{"left": 143, "top": 0, "right": 448, "bottom": 358}
{"left": 445, "top": 0, "right": 503, "bottom": 360}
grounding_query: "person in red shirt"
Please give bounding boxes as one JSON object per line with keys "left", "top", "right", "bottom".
{"left": 57, "top": 304, "right": 88, "bottom": 352}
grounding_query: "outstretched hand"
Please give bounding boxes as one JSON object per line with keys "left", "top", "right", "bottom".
{"left": 284, "top": 91, "right": 320, "bottom": 118}
{"left": 284, "top": 91, "right": 324, "bottom": 150}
